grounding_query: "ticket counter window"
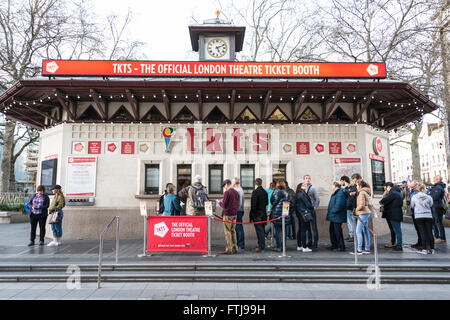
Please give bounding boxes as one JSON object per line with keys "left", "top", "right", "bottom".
{"left": 208, "top": 165, "right": 223, "bottom": 194}
{"left": 41, "top": 159, "right": 57, "bottom": 195}
{"left": 177, "top": 164, "right": 192, "bottom": 192}
{"left": 371, "top": 160, "right": 385, "bottom": 194}
{"left": 272, "top": 163, "right": 287, "bottom": 183}
{"left": 240, "top": 164, "right": 255, "bottom": 193}
{"left": 144, "top": 164, "right": 159, "bottom": 195}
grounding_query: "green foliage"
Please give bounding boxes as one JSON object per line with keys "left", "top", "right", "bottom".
{"left": 0, "top": 204, "right": 26, "bottom": 213}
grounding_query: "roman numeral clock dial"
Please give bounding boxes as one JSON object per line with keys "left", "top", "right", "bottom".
{"left": 207, "top": 38, "right": 228, "bottom": 58}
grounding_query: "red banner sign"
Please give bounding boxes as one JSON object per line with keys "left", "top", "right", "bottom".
{"left": 329, "top": 142, "right": 342, "bottom": 155}
{"left": 88, "top": 141, "right": 102, "bottom": 154}
{"left": 121, "top": 141, "right": 135, "bottom": 154}
{"left": 147, "top": 216, "right": 207, "bottom": 253}
{"left": 42, "top": 60, "right": 386, "bottom": 78}
{"left": 370, "top": 153, "right": 385, "bottom": 162}
{"left": 296, "top": 142, "right": 310, "bottom": 155}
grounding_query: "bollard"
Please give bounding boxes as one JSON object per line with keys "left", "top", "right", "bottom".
{"left": 138, "top": 216, "right": 151, "bottom": 258}
{"left": 279, "top": 216, "right": 291, "bottom": 258}
{"left": 203, "top": 215, "right": 216, "bottom": 257}
{"left": 353, "top": 215, "right": 358, "bottom": 264}
{"left": 115, "top": 216, "right": 120, "bottom": 264}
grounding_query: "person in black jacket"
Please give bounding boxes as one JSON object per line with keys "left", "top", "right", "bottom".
{"left": 430, "top": 175, "right": 447, "bottom": 243}
{"left": 340, "top": 176, "right": 357, "bottom": 242}
{"left": 285, "top": 181, "right": 296, "bottom": 240}
{"left": 250, "top": 178, "right": 269, "bottom": 252}
{"left": 379, "top": 182, "right": 404, "bottom": 250}
{"left": 295, "top": 183, "right": 314, "bottom": 252}
{"left": 270, "top": 180, "right": 290, "bottom": 252}
{"left": 27, "top": 185, "right": 50, "bottom": 246}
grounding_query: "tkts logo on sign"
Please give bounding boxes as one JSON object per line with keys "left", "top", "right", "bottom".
{"left": 373, "top": 137, "right": 383, "bottom": 155}
{"left": 313, "top": 142, "right": 326, "bottom": 155}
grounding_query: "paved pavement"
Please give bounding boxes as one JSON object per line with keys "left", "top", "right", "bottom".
{"left": 0, "top": 221, "right": 449, "bottom": 300}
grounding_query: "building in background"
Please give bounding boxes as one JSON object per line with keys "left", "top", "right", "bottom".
{"left": 389, "top": 122, "right": 447, "bottom": 184}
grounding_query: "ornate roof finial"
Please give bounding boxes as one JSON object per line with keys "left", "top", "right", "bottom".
{"left": 215, "top": 9, "right": 221, "bottom": 18}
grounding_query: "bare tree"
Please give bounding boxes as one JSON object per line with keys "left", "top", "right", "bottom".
{"left": 0, "top": 0, "right": 146, "bottom": 191}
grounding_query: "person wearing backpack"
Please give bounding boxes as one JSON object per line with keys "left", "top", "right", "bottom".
{"left": 163, "top": 184, "right": 181, "bottom": 216}
{"left": 47, "top": 185, "right": 66, "bottom": 247}
{"left": 158, "top": 183, "right": 174, "bottom": 215}
{"left": 27, "top": 185, "right": 50, "bottom": 246}
{"left": 185, "top": 175, "right": 208, "bottom": 216}
{"left": 219, "top": 179, "right": 240, "bottom": 254}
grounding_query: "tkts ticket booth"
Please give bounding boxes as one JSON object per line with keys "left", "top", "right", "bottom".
{"left": 0, "top": 17, "right": 439, "bottom": 242}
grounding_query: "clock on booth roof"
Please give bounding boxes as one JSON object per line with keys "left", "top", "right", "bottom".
{"left": 204, "top": 37, "right": 230, "bottom": 60}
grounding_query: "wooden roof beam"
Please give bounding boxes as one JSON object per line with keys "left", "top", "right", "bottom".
{"left": 125, "top": 89, "right": 139, "bottom": 121}
{"left": 54, "top": 89, "right": 74, "bottom": 120}
{"left": 162, "top": 89, "right": 170, "bottom": 120}
{"left": 197, "top": 90, "right": 203, "bottom": 120}
{"left": 23, "top": 104, "right": 58, "bottom": 123}
{"left": 369, "top": 107, "right": 399, "bottom": 125}
{"left": 324, "top": 90, "right": 343, "bottom": 120}
{"left": 356, "top": 90, "right": 377, "bottom": 121}
{"left": 230, "top": 89, "right": 236, "bottom": 120}
{"left": 5, "top": 113, "right": 43, "bottom": 130}
{"left": 6, "top": 108, "right": 44, "bottom": 129}
{"left": 262, "top": 89, "right": 272, "bottom": 120}
{"left": 293, "top": 90, "right": 308, "bottom": 120}
{"left": 89, "top": 89, "right": 107, "bottom": 120}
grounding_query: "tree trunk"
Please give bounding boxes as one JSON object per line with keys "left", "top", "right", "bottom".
{"left": 440, "top": 25, "right": 450, "bottom": 183}
{"left": 411, "top": 123, "right": 422, "bottom": 181}
{"left": 0, "top": 121, "right": 16, "bottom": 192}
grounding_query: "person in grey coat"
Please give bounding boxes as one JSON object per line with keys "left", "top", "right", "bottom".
{"left": 304, "top": 174, "right": 320, "bottom": 248}
{"left": 411, "top": 183, "right": 435, "bottom": 254}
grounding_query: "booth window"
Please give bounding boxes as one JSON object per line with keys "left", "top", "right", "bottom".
{"left": 272, "top": 163, "right": 287, "bottom": 183}
{"left": 371, "top": 160, "right": 385, "bottom": 194}
{"left": 177, "top": 164, "right": 192, "bottom": 191}
{"left": 40, "top": 159, "right": 57, "bottom": 195}
{"left": 208, "top": 164, "right": 223, "bottom": 194}
{"left": 240, "top": 164, "right": 255, "bottom": 192}
{"left": 145, "top": 164, "right": 160, "bottom": 194}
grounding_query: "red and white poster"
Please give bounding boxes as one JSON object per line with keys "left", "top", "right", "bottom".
{"left": 88, "top": 141, "right": 102, "bottom": 154}
{"left": 333, "top": 158, "right": 362, "bottom": 181}
{"left": 313, "top": 142, "right": 326, "bottom": 155}
{"left": 373, "top": 137, "right": 383, "bottom": 155}
{"left": 296, "top": 142, "right": 310, "bottom": 155}
{"left": 72, "top": 141, "right": 86, "bottom": 155}
{"left": 370, "top": 153, "right": 385, "bottom": 162}
{"left": 121, "top": 141, "right": 135, "bottom": 154}
{"left": 147, "top": 216, "right": 207, "bottom": 253}
{"left": 343, "top": 142, "right": 357, "bottom": 155}
{"left": 105, "top": 141, "right": 120, "bottom": 154}
{"left": 329, "top": 142, "right": 342, "bottom": 155}
{"left": 66, "top": 157, "right": 97, "bottom": 197}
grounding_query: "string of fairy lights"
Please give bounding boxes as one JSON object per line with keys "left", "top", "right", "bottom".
{"left": 1, "top": 90, "right": 426, "bottom": 131}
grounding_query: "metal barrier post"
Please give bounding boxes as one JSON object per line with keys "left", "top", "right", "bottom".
{"left": 97, "top": 216, "right": 120, "bottom": 289}
{"left": 279, "top": 216, "right": 291, "bottom": 258}
{"left": 203, "top": 215, "right": 216, "bottom": 257}
{"left": 374, "top": 234, "right": 380, "bottom": 290}
{"left": 115, "top": 216, "right": 120, "bottom": 264}
{"left": 138, "top": 216, "right": 151, "bottom": 257}
{"left": 353, "top": 215, "right": 358, "bottom": 264}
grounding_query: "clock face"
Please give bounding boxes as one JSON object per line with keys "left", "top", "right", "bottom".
{"left": 206, "top": 38, "right": 228, "bottom": 58}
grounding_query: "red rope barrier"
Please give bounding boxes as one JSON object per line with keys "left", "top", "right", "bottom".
{"left": 213, "top": 214, "right": 281, "bottom": 225}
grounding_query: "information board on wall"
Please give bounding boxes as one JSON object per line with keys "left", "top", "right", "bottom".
{"left": 333, "top": 158, "right": 362, "bottom": 181}
{"left": 66, "top": 157, "right": 97, "bottom": 197}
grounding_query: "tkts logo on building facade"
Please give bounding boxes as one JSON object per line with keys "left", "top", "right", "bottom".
{"left": 184, "top": 128, "right": 270, "bottom": 153}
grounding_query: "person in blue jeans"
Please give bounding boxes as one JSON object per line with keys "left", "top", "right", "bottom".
{"left": 270, "top": 180, "right": 290, "bottom": 251}
{"left": 340, "top": 176, "right": 357, "bottom": 242}
{"left": 47, "top": 185, "right": 66, "bottom": 247}
{"left": 352, "top": 181, "right": 372, "bottom": 254}
{"left": 265, "top": 182, "right": 275, "bottom": 237}
{"left": 233, "top": 178, "right": 245, "bottom": 251}
{"left": 430, "top": 175, "right": 447, "bottom": 243}
{"left": 304, "top": 175, "right": 320, "bottom": 248}
{"left": 380, "top": 182, "right": 404, "bottom": 250}
{"left": 285, "top": 181, "right": 296, "bottom": 240}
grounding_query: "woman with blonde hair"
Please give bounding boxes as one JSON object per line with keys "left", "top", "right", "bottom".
{"left": 353, "top": 180, "right": 372, "bottom": 255}
{"left": 47, "top": 185, "right": 66, "bottom": 247}
{"left": 411, "top": 183, "right": 435, "bottom": 254}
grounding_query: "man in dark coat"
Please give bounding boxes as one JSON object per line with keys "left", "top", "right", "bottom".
{"left": 326, "top": 182, "right": 347, "bottom": 251}
{"left": 380, "top": 182, "right": 404, "bottom": 250}
{"left": 250, "top": 178, "right": 269, "bottom": 252}
{"left": 430, "top": 175, "right": 447, "bottom": 243}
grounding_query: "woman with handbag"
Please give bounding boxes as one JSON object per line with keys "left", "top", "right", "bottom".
{"left": 352, "top": 181, "right": 372, "bottom": 255}
{"left": 270, "top": 180, "right": 290, "bottom": 252}
{"left": 295, "top": 183, "right": 314, "bottom": 253}
{"left": 47, "top": 185, "right": 66, "bottom": 247}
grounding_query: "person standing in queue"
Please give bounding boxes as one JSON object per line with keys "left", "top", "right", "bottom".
{"left": 340, "top": 176, "right": 357, "bottom": 242}
{"left": 352, "top": 180, "right": 372, "bottom": 255}
{"left": 27, "top": 185, "right": 50, "bottom": 246}
{"left": 163, "top": 184, "right": 181, "bottom": 216}
{"left": 47, "top": 185, "right": 66, "bottom": 247}
{"left": 303, "top": 175, "right": 320, "bottom": 248}
{"left": 430, "top": 175, "right": 447, "bottom": 244}
{"left": 233, "top": 177, "right": 246, "bottom": 252}
{"left": 285, "top": 181, "right": 297, "bottom": 240}
{"left": 409, "top": 180, "right": 423, "bottom": 249}
{"left": 411, "top": 183, "right": 435, "bottom": 254}
{"left": 270, "top": 179, "right": 290, "bottom": 252}
{"left": 219, "top": 179, "right": 240, "bottom": 254}
{"left": 326, "top": 182, "right": 347, "bottom": 252}
{"left": 380, "top": 182, "right": 404, "bottom": 251}
{"left": 265, "top": 182, "right": 275, "bottom": 239}
{"left": 249, "top": 178, "right": 268, "bottom": 253}
{"left": 295, "top": 183, "right": 314, "bottom": 253}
